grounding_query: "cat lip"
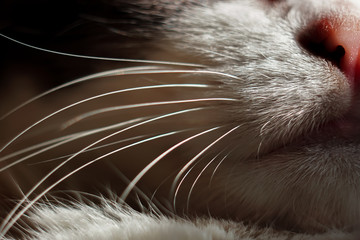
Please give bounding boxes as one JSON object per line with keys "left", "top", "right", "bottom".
{"left": 268, "top": 117, "right": 360, "bottom": 155}
{"left": 310, "top": 117, "right": 360, "bottom": 141}
{"left": 328, "top": 119, "right": 360, "bottom": 138}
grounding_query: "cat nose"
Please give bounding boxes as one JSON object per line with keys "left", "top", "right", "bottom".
{"left": 298, "top": 17, "right": 360, "bottom": 88}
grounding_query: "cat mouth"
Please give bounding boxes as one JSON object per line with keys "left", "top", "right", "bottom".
{"left": 303, "top": 116, "right": 360, "bottom": 144}
{"left": 324, "top": 118, "right": 360, "bottom": 139}
{"left": 276, "top": 112, "right": 360, "bottom": 154}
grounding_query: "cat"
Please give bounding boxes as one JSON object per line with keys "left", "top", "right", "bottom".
{"left": 0, "top": 0, "right": 360, "bottom": 239}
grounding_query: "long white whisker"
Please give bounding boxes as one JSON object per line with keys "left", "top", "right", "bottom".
{"left": 0, "top": 33, "right": 205, "bottom": 67}
{"left": 0, "top": 108, "right": 202, "bottom": 236}
{"left": 209, "top": 154, "right": 231, "bottom": 187}
{"left": 192, "top": 47, "right": 240, "bottom": 61}
{"left": 0, "top": 66, "right": 239, "bottom": 121}
{"left": 0, "top": 118, "right": 147, "bottom": 171}
{"left": 0, "top": 130, "right": 181, "bottom": 237}
{"left": 174, "top": 162, "right": 199, "bottom": 214}
{"left": 186, "top": 153, "right": 223, "bottom": 212}
{"left": 105, "top": 161, "right": 168, "bottom": 217}
{"left": 8, "top": 174, "right": 26, "bottom": 200}
{"left": 125, "top": 69, "right": 240, "bottom": 80}
{"left": 0, "top": 117, "right": 145, "bottom": 162}
{"left": 1, "top": 66, "right": 160, "bottom": 120}
{"left": 171, "top": 125, "right": 240, "bottom": 210}
{"left": 64, "top": 97, "right": 238, "bottom": 128}
{"left": 29, "top": 135, "right": 148, "bottom": 166}
{"left": 1, "top": 69, "right": 239, "bottom": 120}
{"left": 120, "top": 127, "right": 221, "bottom": 202}
{"left": 0, "top": 131, "right": 145, "bottom": 164}
{"left": 149, "top": 171, "right": 179, "bottom": 215}
{"left": 0, "top": 84, "right": 218, "bottom": 153}
{"left": 0, "top": 135, "right": 73, "bottom": 162}
{"left": 80, "top": 14, "right": 126, "bottom": 24}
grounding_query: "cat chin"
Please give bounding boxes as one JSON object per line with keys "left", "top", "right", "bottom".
{"left": 195, "top": 127, "right": 360, "bottom": 232}
{"left": 173, "top": 132, "right": 360, "bottom": 233}
{"left": 219, "top": 142, "right": 360, "bottom": 232}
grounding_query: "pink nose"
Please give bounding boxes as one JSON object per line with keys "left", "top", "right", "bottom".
{"left": 299, "top": 17, "right": 360, "bottom": 89}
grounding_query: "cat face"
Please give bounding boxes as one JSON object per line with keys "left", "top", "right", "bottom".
{"left": 157, "top": 0, "right": 360, "bottom": 231}
{"left": 0, "top": 0, "right": 360, "bottom": 236}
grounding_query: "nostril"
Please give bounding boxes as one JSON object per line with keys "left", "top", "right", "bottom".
{"left": 299, "top": 37, "right": 345, "bottom": 68}
{"left": 298, "top": 17, "right": 360, "bottom": 89}
{"left": 330, "top": 45, "right": 346, "bottom": 67}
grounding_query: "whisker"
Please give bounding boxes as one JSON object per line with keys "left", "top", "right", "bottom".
{"left": 149, "top": 171, "right": 180, "bottom": 216}
{"left": 0, "top": 137, "right": 68, "bottom": 162}
{"left": 186, "top": 153, "right": 223, "bottom": 212}
{"left": 0, "top": 130, "right": 181, "bottom": 237}
{"left": 0, "top": 83, "right": 221, "bottom": 153}
{"left": 260, "top": 120, "right": 271, "bottom": 136}
{"left": 1, "top": 68, "right": 240, "bottom": 120}
{"left": 0, "top": 33, "right": 205, "bottom": 67}
{"left": 0, "top": 108, "right": 202, "bottom": 237}
{"left": 80, "top": 14, "right": 130, "bottom": 25}
{"left": 124, "top": 69, "right": 241, "bottom": 80}
{"left": 0, "top": 117, "right": 145, "bottom": 163}
{"left": 256, "top": 141, "right": 264, "bottom": 159}
{"left": 120, "top": 127, "right": 221, "bottom": 202}
{"left": 64, "top": 97, "right": 238, "bottom": 128}
{"left": 209, "top": 153, "right": 231, "bottom": 187}
{"left": 1, "top": 66, "right": 160, "bottom": 120}
{"left": 105, "top": 161, "right": 167, "bottom": 217}
{"left": 134, "top": 193, "right": 145, "bottom": 213}
{"left": 192, "top": 47, "right": 240, "bottom": 61}
{"left": 171, "top": 125, "right": 240, "bottom": 210}
{"left": 0, "top": 66, "right": 239, "bottom": 121}
{"left": 0, "top": 118, "right": 147, "bottom": 171}
{"left": 29, "top": 135, "right": 147, "bottom": 166}
{"left": 174, "top": 162, "right": 199, "bottom": 214}
{"left": 8, "top": 174, "right": 26, "bottom": 200}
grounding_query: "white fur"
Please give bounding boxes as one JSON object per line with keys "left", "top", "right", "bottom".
{"left": 20, "top": 204, "right": 354, "bottom": 240}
